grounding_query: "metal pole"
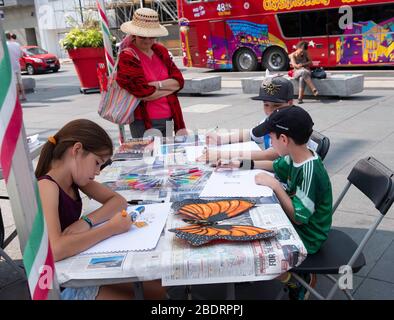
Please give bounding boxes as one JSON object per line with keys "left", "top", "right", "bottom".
{"left": 140, "top": 0, "right": 145, "bottom": 8}
{"left": 78, "top": 0, "right": 84, "bottom": 23}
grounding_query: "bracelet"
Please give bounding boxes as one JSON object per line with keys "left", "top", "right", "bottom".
{"left": 239, "top": 160, "right": 255, "bottom": 170}
{"left": 81, "top": 215, "right": 93, "bottom": 228}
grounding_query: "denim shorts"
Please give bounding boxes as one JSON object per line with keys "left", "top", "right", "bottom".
{"left": 61, "top": 286, "right": 100, "bottom": 300}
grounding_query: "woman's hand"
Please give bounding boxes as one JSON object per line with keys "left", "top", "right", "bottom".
{"left": 108, "top": 211, "right": 133, "bottom": 236}
{"left": 148, "top": 81, "right": 160, "bottom": 90}
{"left": 63, "top": 219, "right": 91, "bottom": 235}
{"left": 255, "top": 172, "right": 279, "bottom": 190}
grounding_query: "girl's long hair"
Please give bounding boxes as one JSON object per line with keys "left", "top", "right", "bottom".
{"left": 35, "top": 119, "right": 113, "bottom": 178}
{"left": 296, "top": 41, "right": 309, "bottom": 51}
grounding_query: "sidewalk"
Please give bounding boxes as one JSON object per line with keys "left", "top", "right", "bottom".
{"left": 0, "top": 64, "right": 393, "bottom": 299}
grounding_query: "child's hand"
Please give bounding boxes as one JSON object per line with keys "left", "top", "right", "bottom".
{"left": 215, "top": 159, "right": 241, "bottom": 169}
{"left": 108, "top": 211, "right": 133, "bottom": 235}
{"left": 206, "top": 132, "right": 221, "bottom": 146}
{"left": 63, "top": 219, "right": 91, "bottom": 235}
{"left": 255, "top": 172, "right": 279, "bottom": 190}
{"left": 196, "top": 148, "right": 221, "bottom": 163}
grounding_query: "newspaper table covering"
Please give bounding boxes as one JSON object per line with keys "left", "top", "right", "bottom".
{"left": 55, "top": 137, "right": 307, "bottom": 287}
{"left": 55, "top": 203, "right": 307, "bottom": 287}
{"left": 162, "top": 203, "right": 307, "bottom": 286}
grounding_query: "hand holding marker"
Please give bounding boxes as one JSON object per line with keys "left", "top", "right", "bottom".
{"left": 121, "top": 206, "right": 145, "bottom": 220}
{"left": 128, "top": 206, "right": 145, "bottom": 222}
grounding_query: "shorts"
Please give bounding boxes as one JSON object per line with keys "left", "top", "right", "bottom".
{"left": 293, "top": 68, "right": 311, "bottom": 81}
{"left": 60, "top": 286, "right": 100, "bottom": 300}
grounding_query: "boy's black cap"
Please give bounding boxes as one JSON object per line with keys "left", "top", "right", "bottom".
{"left": 251, "top": 76, "right": 294, "bottom": 103}
{"left": 254, "top": 106, "right": 314, "bottom": 143}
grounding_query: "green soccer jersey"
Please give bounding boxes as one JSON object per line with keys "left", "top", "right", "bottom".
{"left": 273, "top": 150, "right": 333, "bottom": 254}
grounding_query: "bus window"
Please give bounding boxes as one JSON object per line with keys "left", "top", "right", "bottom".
{"left": 301, "top": 11, "right": 328, "bottom": 37}
{"left": 352, "top": 3, "right": 394, "bottom": 24}
{"left": 327, "top": 9, "right": 343, "bottom": 35}
{"left": 277, "top": 12, "right": 301, "bottom": 38}
{"left": 186, "top": 0, "right": 202, "bottom": 3}
{"left": 374, "top": 3, "right": 394, "bottom": 23}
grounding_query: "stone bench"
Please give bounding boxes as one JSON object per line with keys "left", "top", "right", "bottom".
{"left": 242, "top": 74, "right": 364, "bottom": 97}
{"left": 22, "top": 77, "right": 36, "bottom": 93}
{"left": 180, "top": 75, "right": 221, "bottom": 94}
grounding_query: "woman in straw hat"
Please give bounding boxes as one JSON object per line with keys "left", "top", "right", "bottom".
{"left": 117, "top": 7, "right": 186, "bottom": 138}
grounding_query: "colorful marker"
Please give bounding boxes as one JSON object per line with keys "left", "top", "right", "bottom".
{"left": 129, "top": 206, "right": 145, "bottom": 221}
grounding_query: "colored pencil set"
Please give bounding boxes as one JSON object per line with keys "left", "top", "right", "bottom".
{"left": 112, "top": 138, "right": 154, "bottom": 160}
{"left": 108, "top": 173, "right": 165, "bottom": 191}
{"left": 168, "top": 167, "right": 205, "bottom": 189}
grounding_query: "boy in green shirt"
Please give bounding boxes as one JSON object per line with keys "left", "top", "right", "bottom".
{"left": 218, "top": 106, "right": 332, "bottom": 299}
{"left": 252, "top": 105, "right": 332, "bottom": 253}
{"left": 254, "top": 106, "right": 333, "bottom": 299}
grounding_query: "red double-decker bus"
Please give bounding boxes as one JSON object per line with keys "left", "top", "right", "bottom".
{"left": 177, "top": 0, "right": 394, "bottom": 71}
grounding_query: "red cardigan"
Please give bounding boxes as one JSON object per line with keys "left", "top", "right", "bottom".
{"left": 116, "top": 43, "right": 186, "bottom": 133}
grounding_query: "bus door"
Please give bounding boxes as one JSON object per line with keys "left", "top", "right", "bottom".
{"left": 209, "top": 20, "right": 231, "bottom": 69}
{"left": 187, "top": 24, "right": 203, "bottom": 67}
{"left": 326, "top": 8, "right": 345, "bottom": 66}
{"left": 300, "top": 11, "right": 329, "bottom": 67}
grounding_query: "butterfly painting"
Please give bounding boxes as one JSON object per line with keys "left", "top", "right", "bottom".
{"left": 168, "top": 199, "right": 276, "bottom": 246}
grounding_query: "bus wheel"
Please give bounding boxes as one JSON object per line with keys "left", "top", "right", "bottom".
{"left": 263, "top": 47, "right": 289, "bottom": 71}
{"left": 233, "top": 48, "right": 258, "bottom": 72}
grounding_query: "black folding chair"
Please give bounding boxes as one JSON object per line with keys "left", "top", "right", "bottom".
{"left": 279, "top": 156, "right": 394, "bottom": 300}
{"left": 310, "top": 130, "right": 330, "bottom": 161}
{"left": 0, "top": 200, "right": 25, "bottom": 278}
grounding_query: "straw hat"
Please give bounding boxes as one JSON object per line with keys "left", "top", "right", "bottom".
{"left": 120, "top": 8, "right": 168, "bottom": 38}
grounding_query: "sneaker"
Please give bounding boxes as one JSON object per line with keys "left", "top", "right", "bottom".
{"left": 287, "top": 273, "right": 317, "bottom": 300}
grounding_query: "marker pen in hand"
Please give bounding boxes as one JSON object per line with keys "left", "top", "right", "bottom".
{"left": 129, "top": 206, "right": 145, "bottom": 221}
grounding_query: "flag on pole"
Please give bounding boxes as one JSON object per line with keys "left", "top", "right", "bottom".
{"left": 96, "top": 0, "right": 115, "bottom": 74}
{"left": 96, "top": 0, "right": 125, "bottom": 143}
{"left": 0, "top": 28, "right": 56, "bottom": 300}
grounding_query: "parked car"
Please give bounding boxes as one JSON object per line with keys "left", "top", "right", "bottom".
{"left": 20, "top": 46, "right": 60, "bottom": 75}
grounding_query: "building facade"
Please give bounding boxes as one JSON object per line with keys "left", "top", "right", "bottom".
{"left": 1, "top": 0, "right": 39, "bottom": 46}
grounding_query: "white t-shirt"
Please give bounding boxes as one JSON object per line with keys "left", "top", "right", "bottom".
{"left": 6, "top": 41, "right": 22, "bottom": 72}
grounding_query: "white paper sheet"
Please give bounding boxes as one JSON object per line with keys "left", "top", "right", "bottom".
{"left": 219, "top": 141, "right": 262, "bottom": 152}
{"left": 80, "top": 203, "right": 172, "bottom": 254}
{"left": 185, "top": 141, "right": 262, "bottom": 162}
{"left": 199, "top": 169, "right": 273, "bottom": 198}
{"left": 184, "top": 145, "right": 206, "bottom": 162}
